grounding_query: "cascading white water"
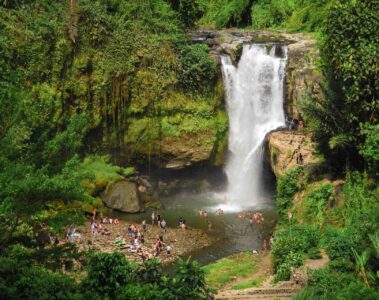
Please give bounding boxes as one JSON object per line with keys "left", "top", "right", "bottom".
{"left": 221, "top": 44, "right": 287, "bottom": 207}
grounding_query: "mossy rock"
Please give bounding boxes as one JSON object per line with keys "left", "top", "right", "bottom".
{"left": 251, "top": 33, "right": 293, "bottom": 44}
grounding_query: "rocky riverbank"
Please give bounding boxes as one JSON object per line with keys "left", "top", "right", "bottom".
{"left": 75, "top": 220, "right": 215, "bottom": 265}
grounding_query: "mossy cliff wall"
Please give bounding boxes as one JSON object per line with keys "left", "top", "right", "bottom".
{"left": 96, "top": 65, "right": 228, "bottom": 170}
{"left": 0, "top": 1, "right": 229, "bottom": 171}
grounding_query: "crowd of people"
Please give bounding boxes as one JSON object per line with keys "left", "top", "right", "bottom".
{"left": 90, "top": 216, "right": 120, "bottom": 236}
{"left": 64, "top": 206, "right": 271, "bottom": 261}
{"left": 86, "top": 210, "right": 175, "bottom": 263}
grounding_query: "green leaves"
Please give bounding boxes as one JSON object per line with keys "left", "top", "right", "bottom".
{"left": 177, "top": 44, "right": 216, "bottom": 92}
{"left": 275, "top": 167, "right": 303, "bottom": 219}
{"left": 302, "top": 0, "right": 379, "bottom": 172}
{"left": 80, "top": 252, "right": 213, "bottom": 299}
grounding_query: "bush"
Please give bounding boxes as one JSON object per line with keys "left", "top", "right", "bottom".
{"left": 272, "top": 224, "right": 322, "bottom": 281}
{"left": 137, "top": 258, "right": 163, "bottom": 284}
{"left": 116, "top": 283, "right": 166, "bottom": 300}
{"left": 304, "top": 268, "right": 379, "bottom": 299}
{"left": 275, "top": 168, "right": 303, "bottom": 218}
{"left": 335, "top": 280, "right": 379, "bottom": 300}
{"left": 272, "top": 224, "right": 320, "bottom": 270}
{"left": 274, "top": 252, "right": 302, "bottom": 281}
{"left": 307, "top": 268, "right": 352, "bottom": 296}
{"left": 178, "top": 0, "right": 203, "bottom": 27}
{"left": 198, "top": 0, "right": 252, "bottom": 28}
{"left": 0, "top": 265, "right": 82, "bottom": 300}
{"left": 169, "top": 258, "right": 213, "bottom": 299}
{"left": 177, "top": 44, "right": 216, "bottom": 92}
{"left": 81, "top": 252, "right": 137, "bottom": 298}
{"left": 327, "top": 258, "right": 354, "bottom": 273}
{"left": 360, "top": 124, "right": 379, "bottom": 178}
{"left": 80, "top": 155, "right": 123, "bottom": 195}
{"left": 303, "top": 184, "right": 333, "bottom": 227}
{"left": 322, "top": 227, "right": 353, "bottom": 261}
{"left": 251, "top": 0, "right": 295, "bottom": 29}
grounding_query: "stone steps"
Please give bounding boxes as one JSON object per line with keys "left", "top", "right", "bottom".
{"left": 216, "top": 282, "right": 300, "bottom": 300}
{"left": 217, "top": 294, "right": 293, "bottom": 300}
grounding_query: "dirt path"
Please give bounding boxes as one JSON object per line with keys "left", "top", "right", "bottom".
{"left": 303, "top": 249, "right": 329, "bottom": 269}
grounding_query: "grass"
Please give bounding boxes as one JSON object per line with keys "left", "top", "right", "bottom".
{"left": 231, "top": 276, "right": 265, "bottom": 290}
{"left": 202, "top": 252, "right": 261, "bottom": 289}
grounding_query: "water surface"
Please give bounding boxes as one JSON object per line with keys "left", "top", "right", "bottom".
{"left": 115, "top": 192, "right": 277, "bottom": 265}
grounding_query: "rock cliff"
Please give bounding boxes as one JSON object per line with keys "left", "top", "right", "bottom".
{"left": 267, "top": 131, "right": 319, "bottom": 177}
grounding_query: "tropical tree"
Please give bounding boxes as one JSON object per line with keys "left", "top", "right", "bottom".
{"left": 351, "top": 248, "right": 370, "bottom": 287}
{"left": 302, "top": 0, "right": 379, "bottom": 172}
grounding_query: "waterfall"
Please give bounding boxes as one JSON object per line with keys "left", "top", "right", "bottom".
{"left": 221, "top": 44, "right": 287, "bottom": 207}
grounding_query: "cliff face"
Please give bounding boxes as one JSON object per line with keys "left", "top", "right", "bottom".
{"left": 285, "top": 37, "right": 322, "bottom": 118}
{"left": 267, "top": 131, "right": 319, "bottom": 177}
{"left": 93, "top": 30, "right": 321, "bottom": 172}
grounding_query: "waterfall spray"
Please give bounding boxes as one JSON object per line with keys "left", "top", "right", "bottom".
{"left": 221, "top": 44, "right": 287, "bottom": 207}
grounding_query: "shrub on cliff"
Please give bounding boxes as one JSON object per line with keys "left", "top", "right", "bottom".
{"left": 302, "top": 184, "right": 333, "bottom": 228}
{"left": 275, "top": 167, "right": 303, "bottom": 219}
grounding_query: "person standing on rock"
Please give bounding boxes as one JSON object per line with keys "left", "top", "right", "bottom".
{"left": 161, "top": 219, "right": 167, "bottom": 232}
{"left": 299, "top": 152, "right": 304, "bottom": 165}
{"left": 142, "top": 220, "right": 147, "bottom": 232}
{"left": 92, "top": 208, "right": 97, "bottom": 221}
{"left": 151, "top": 211, "right": 155, "bottom": 225}
{"left": 157, "top": 213, "right": 161, "bottom": 227}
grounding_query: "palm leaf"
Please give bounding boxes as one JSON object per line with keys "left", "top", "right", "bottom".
{"left": 329, "top": 134, "right": 350, "bottom": 150}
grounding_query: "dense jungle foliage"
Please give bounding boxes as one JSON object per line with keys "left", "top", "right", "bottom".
{"left": 0, "top": 0, "right": 378, "bottom": 299}
{"left": 272, "top": 1, "right": 379, "bottom": 298}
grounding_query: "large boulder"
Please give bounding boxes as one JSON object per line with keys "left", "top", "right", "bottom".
{"left": 100, "top": 180, "right": 143, "bottom": 213}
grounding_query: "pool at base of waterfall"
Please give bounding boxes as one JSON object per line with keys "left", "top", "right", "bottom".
{"left": 112, "top": 191, "right": 277, "bottom": 266}
{"left": 112, "top": 43, "right": 286, "bottom": 266}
